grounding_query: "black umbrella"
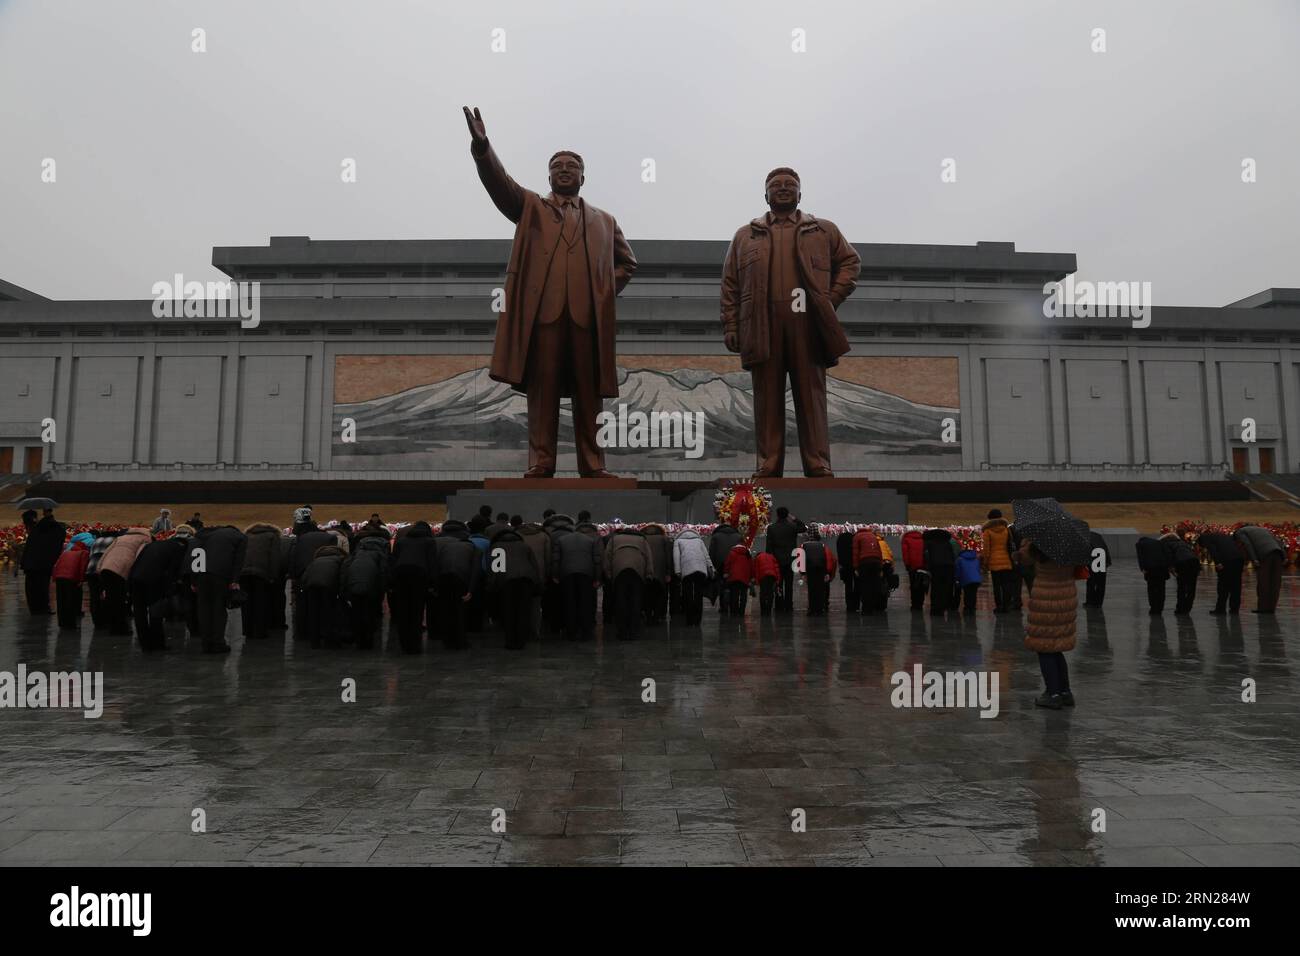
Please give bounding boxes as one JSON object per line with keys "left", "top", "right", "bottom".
{"left": 1011, "top": 497, "right": 1091, "bottom": 566}
{"left": 15, "top": 497, "right": 58, "bottom": 511}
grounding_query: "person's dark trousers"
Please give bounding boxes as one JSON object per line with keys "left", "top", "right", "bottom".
{"left": 239, "top": 576, "right": 273, "bottom": 640}
{"left": 436, "top": 573, "right": 469, "bottom": 648}
{"left": 669, "top": 577, "right": 683, "bottom": 618}
{"left": 561, "top": 573, "right": 595, "bottom": 640}
{"left": 86, "top": 574, "right": 107, "bottom": 628}
{"left": 644, "top": 580, "right": 666, "bottom": 624}
{"left": 1038, "top": 652, "right": 1070, "bottom": 696}
{"left": 55, "top": 580, "right": 82, "bottom": 628}
{"left": 24, "top": 570, "right": 52, "bottom": 614}
{"left": 929, "top": 567, "right": 955, "bottom": 616}
{"left": 182, "top": 586, "right": 201, "bottom": 638}
{"left": 614, "top": 569, "right": 644, "bottom": 640}
{"left": 391, "top": 569, "right": 425, "bottom": 653}
{"left": 1084, "top": 570, "right": 1106, "bottom": 607}
{"left": 1146, "top": 573, "right": 1167, "bottom": 614}
{"left": 100, "top": 571, "right": 131, "bottom": 635}
{"left": 840, "top": 570, "right": 859, "bottom": 613}
{"left": 290, "top": 582, "right": 306, "bottom": 639}
{"left": 465, "top": 582, "right": 484, "bottom": 633}
{"left": 759, "top": 578, "right": 776, "bottom": 616}
{"left": 347, "top": 595, "right": 380, "bottom": 648}
{"left": 960, "top": 583, "right": 979, "bottom": 614}
{"left": 603, "top": 581, "right": 617, "bottom": 623}
{"left": 1173, "top": 559, "right": 1200, "bottom": 615}
{"left": 907, "top": 569, "right": 928, "bottom": 610}
{"left": 990, "top": 569, "right": 1016, "bottom": 611}
{"left": 807, "top": 575, "right": 828, "bottom": 616}
{"left": 500, "top": 579, "right": 536, "bottom": 649}
{"left": 195, "top": 577, "right": 230, "bottom": 649}
{"left": 857, "top": 561, "right": 883, "bottom": 614}
{"left": 302, "top": 586, "right": 336, "bottom": 648}
{"left": 271, "top": 575, "right": 288, "bottom": 629}
{"left": 1212, "top": 559, "right": 1244, "bottom": 613}
{"left": 777, "top": 564, "right": 795, "bottom": 613}
{"left": 725, "top": 581, "right": 748, "bottom": 616}
{"left": 1255, "top": 551, "right": 1284, "bottom": 613}
{"left": 1012, "top": 572, "right": 1028, "bottom": 609}
{"left": 681, "top": 572, "right": 707, "bottom": 626}
{"left": 130, "top": 583, "right": 165, "bottom": 651}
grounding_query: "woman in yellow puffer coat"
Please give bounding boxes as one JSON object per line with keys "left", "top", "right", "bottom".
{"left": 1017, "top": 538, "right": 1080, "bottom": 710}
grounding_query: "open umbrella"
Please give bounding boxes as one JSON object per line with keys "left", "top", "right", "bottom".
{"left": 15, "top": 497, "right": 58, "bottom": 511}
{"left": 1011, "top": 497, "right": 1091, "bottom": 566}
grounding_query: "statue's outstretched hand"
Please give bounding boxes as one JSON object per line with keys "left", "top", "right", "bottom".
{"left": 463, "top": 106, "right": 487, "bottom": 147}
{"left": 724, "top": 332, "right": 739, "bottom": 352}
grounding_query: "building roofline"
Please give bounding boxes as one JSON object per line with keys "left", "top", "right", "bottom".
{"left": 0, "top": 278, "right": 48, "bottom": 301}
{"left": 212, "top": 236, "right": 1078, "bottom": 279}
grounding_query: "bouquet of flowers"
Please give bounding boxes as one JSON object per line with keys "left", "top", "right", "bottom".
{"left": 713, "top": 480, "right": 773, "bottom": 549}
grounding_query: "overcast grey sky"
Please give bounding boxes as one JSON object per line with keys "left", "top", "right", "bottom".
{"left": 1, "top": 0, "right": 1297, "bottom": 305}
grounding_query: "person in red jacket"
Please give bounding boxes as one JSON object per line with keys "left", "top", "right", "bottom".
{"left": 900, "top": 529, "right": 927, "bottom": 611}
{"left": 723, "top": 544, "right": 755, "bottom": 616}
{"left": 754, "top": 550, "right": 781, "bottom": 616}
{"left": 52, "top": 534, "right": 93, "bottom": 629}
{"left": 852, "top": 526, "right": 884, "bottom": 615}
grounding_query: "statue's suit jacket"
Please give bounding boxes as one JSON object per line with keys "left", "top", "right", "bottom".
{"left": 720, "top": 214, "right": 859, "bottom": 369}
{"left": 472, "top": 140, "right": 637, "bottom": 398}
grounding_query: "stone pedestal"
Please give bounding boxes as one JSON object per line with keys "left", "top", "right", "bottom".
{"left": 676, "top": 478, "right": 906, "bottom": 525}
{"left": 447, "top": 478, "right": 667, "bottom": 523}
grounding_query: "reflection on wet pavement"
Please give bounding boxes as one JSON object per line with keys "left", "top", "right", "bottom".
{"left": 1, "top": 569, "right": 1297, "bottom": 866}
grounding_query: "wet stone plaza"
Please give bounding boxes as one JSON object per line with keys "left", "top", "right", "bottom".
{"left": 1, "top": 568, "right": 1298, "bottom": 867}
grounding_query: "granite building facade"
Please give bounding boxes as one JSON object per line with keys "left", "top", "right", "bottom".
{"left": 1, "top": 238, "right": 1297, "bottom": 485}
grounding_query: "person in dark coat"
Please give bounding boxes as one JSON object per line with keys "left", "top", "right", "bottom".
{"left": 921, "top": 529, "right": 957, "bottom": 617}
{"left": 1160, "top": 532, "right": 1200, "bottom": 616}
{"left": 467, "top": 516, "right": 493, "bottom": 632}
{"left": 541, "top": 513, "right": 575, "bottom": 633}
{"left": 1233, "top": 525, "right": 1286, "bottom": 614}
{"left": 436, "top": 519, "right": 481, "bottom": 649}
{"left": 485, "top": 511, "right": 511, "bottom": 544}
{"left": 188, "top": 528, "right": 248, "bottom": 655}
{"left": 238, "top": 523, "right": 283, "bottom": 641}
{"left": 20, "top": 508, "right": 65, "bottom": 614}
{"left": 288, "top": 518, "right": 335, "bottom": 640}
{"left": 187, "top": 513, "right": 204, "bottom": 531}
{"left": 389, "top": 520, "right": 438, "bottom": 653}
{"left": 272, "top": 533, "right": 293, "bottom": 629}
{"left": 300, "top": 543, "right": 346, "bottom": 649}
{"left": 765, "top": 508, "right": 805, "bottom": 613}
{"left": 603, "top": 526, "right": 654, "bottom": 639}
{"left": 1198, "top": 531, "right": 1245, "bottom": 615}
{"left": 486, "top": 528, "right": 543, "bottom": 649}
{"left": 1007, "top": 523, "right": 1032, "bottom": 607}
{"left": 128, "top": 535, "right": 189, "bottom": 651}
{"left": 554, "top": 519, "right": 603, "bottom": 641}
{"left": 640, "top": 523, "right": 673, "bottom": 625}
{"left": 799, "top": 531, "right": 834, "bottom": 617}
{"left": 341, "top": 532, "right": 390, "bottom": 648}
{"left": 1134, "top": 536, "right": 1171, "bottom": 615}
{"left": 835, "top": 529, "right": 858, "bottom": 612}
{"left": 188, "top": 524, "right": 247, "bottom": 653}
{"left": 707, "top": 522, "right": 742, "bottom": 611}
{"left": 1083, "top": 530, "right": 1111, "bottom": 607}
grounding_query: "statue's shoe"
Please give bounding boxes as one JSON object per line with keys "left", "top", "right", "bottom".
{"left": 581, "top": 470, "right": 619, "bottom": 480}
{"left": 523, "top": 467, "right": 554, "bottom": 479}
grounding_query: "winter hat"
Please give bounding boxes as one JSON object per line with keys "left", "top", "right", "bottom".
{"left": 293, "top": 507, "right": 312, "bottom": 525}
{"left": 173, "top": 524, "right": 196, "bottom": 538}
